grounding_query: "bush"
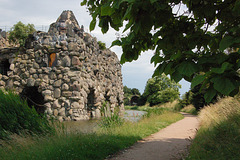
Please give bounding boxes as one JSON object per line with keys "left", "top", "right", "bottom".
{"left": 142, "top": 74, "right": 181, "bottom": 106}
{"left": 0, "top": 89, "right": 54, "bottom": 139}
{"left": 9, "top": 21, "right": 35, "bottom": 47}
{"left": 97, "top": 41, "right": 106, "bottom": 50}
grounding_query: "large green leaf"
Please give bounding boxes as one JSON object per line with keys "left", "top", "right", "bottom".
{"left": 110, "top": 40, "right": 122, "bottom": 47}
{"left": 191, "top": 75, "right": 205, "bottom": 89}
{"left": 101, "top": 5, "right": 114, "bottom": 16}
{"left": 219, "top": 35, "right": 235, "bottom": 51}
{"left": 204, "top": 87, "right": 217, "bottom": 103}
{"left": 89, "top": 19, "right": 96, "bottom": 31}
{"left": 211, "top": 76, "right": 236, "bottom": 95}
{"left": 177, "top": 61, "right": 198, "bottom": 77}
{"left": 211, "top": 62, "right": 232, "bottom": 74}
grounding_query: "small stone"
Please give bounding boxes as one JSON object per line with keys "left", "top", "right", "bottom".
{"left": 53, "top": 100, "right": 61, "bottom": 108}
{"left": 72, "top": 91, "right": 80, "bottom": 97}
{"left": 71, "top": 102, "right": 80, "bottom": 109}
{"left": 10, "top": 64, "right": 15, "bottom": 71}
{"left": 62, "top": 91, "right": 72, "bottom": 97}
{"left": 59, "top": 107, "right": 66, "bottom": 116}
{"left": 13, "top": 81, "right": 20, "bottom": 86}
{"left": 72, "top": 56, "right": 81, "bottom": 65}
{"left": 68, "top": 109, "right": 73, "bottom": 115}
{"left": 49, "top": 72, "right": 57, "bottom": 79}
{"left": 33, "top": 62, "right": 40, "bottom": 69}
{"left": 0, "top": 80, "right": 6, "bottom": 86}
{"left": 46, "top": 107, "right": 53, "bottom": 115}
{"left": 42, "top": 90, "right": 51, "bottom": 96}
{"left": 53, "top": 109, "right": 58, "bottom": 116}
{"left": 53, "top": 80, "right": 62, "bottom": 87}
{"left": 62, "top": 83, "right": 69, "bottom": 91}
{"left": 54, "top": 88, "right": 61, "bottom": 98}
{"left": 44, "top": 95, "right": 54, "bottom": 101}
{"left": 29, "top": 68, "right": 36, "bottom": 74}
{"left": 27, "top": 78, "right": 35, "bottom": 87}
{"left": 62, "top": 56, "right": 71, "bottom": 67}
{"left": 95, "top": 109, "right": 101, "bottom": 118}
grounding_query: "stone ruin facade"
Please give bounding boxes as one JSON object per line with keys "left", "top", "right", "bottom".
{"left": 0, "top": 10, "right": 124, "bottom": 121}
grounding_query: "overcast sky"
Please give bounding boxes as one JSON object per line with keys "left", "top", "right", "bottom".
{"left": 0, "top": 0, "right": 190, "bottom": 95}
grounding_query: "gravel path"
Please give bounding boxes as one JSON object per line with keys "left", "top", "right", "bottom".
{"left": 108, "top": 113, "right": 199, "bottom": 160}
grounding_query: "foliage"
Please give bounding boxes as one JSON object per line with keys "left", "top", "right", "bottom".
{"left": 9, "top": 21, "right": 36, "bottom": 47}
{"left": 0, "top": 109, "right": 183, "bottom": 160}
{"left": 123, "top": 86, "right": 141, "bottom": 105}
{"left": 98, "top": 113, "right": 124, "bottom": 128}
{"left": 131, "top": 88, "right": 141, "bottom": 95}
{"left": 142, "top": 74, "right": 180, "bottom": 106}
{"left": 187, "top": 97, "right": 240, "bottom": 159}
{"left": 0, "top": 89, "right": 54, "bottom": 139}
{"left": 180, "top": 105, "right": 197, "bottom": 115}
{"left": 98, "top": 102, "right": 124, "bottom": 128}
{"left": 179, "top": 91, "right": 193, "bottom": 108}
{"left": 81, "top": 0, "right": 240, "bottom": 102}
{"left": 97, "top": 40, "right": 107, "bottom": 50}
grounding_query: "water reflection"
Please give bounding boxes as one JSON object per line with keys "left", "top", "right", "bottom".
{"left": 124, "top": 110, "right": 147, "bottom": 122}
{"left": 63, "top": 119, "right": 99, "bottom": 133}
{"left": 63, "top": 110, "right": 147, "bottom": 133}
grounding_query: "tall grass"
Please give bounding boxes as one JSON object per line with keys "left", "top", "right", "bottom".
{"left": 187, "top": 97, "right": 240, "bottom": 160}
{"left": 0, "top": 89, "right": 54, "bottom": 139}
{"left": 0, "top": 108, "right": 183, "bottom": 160}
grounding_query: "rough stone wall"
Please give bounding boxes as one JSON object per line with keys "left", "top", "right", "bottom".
{"left": 0, "top": 11, "right": 124, "bottom": 121}
{"left": 0, "top": 30, "right": 17, "bottom": 48}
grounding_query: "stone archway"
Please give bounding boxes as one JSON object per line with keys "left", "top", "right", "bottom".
{"left": 0, "top": 59, "right": 10, "bottom": 75}
{"left": 87, "top": 88, "right": 96, "bottom": 118}
{"left": 20, "top": 86, "right": 45, "bottom": 114}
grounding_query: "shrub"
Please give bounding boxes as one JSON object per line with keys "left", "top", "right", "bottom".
{"left": 9, "top": 21, "right": 36, "bottom": 47}
{"left": 97, "top": 41, "right": 106, "bottom": 50}
{"left": 142, "top": 74, "right": 181, "bottom": 106}
{"left": 0, "top": 89, "right": 54, "bottom": 139}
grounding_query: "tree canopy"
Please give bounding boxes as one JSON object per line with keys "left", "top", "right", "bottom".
{"left": 142, "top": 74, "right": 181, "bottom": 106}
{"left": 9, "top": 21, "right": 35, "bottom": 47}
{"left": 81, "top": 0, "right": 240, "bottom": 102}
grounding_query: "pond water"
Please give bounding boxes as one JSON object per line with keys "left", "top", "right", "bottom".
{"left": 63, "top": 110, "right": 147, "bottom": 133}
{"left": 124, "top": 110, "right": 147, "bottom": 122}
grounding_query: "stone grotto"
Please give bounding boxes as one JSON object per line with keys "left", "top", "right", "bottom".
{"left": 0, "top": 10, "right": 124, "bottom": 121}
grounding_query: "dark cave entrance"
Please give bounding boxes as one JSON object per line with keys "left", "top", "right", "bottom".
{"left": 87, "top": 88, "right": 96, "bottom": 118}
{"left": 0, "top": 59, "right": 10, "bottom": 75}
{"left": 20, "top": 86, "right": 45, "bottom": 115}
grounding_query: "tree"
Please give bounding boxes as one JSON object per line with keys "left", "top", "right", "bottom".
{"left": 131, "top": 88, "right": 141, "bottom": 95}
{"left": 81, "top": 0, "right": 240, "bottom": 102}
{"left": 9, "top": 21, "right": 35, "bottom": 47}
{"left": 142, "top": 74, "right": 181, "bottom": 106}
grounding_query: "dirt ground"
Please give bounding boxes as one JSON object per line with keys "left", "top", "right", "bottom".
{"left": 107, "top": 113, "right": 199, "bottom": 160}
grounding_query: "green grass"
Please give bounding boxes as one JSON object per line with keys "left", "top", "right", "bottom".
{"left": 186, "top": 97, "right": 240, "bottom": 160}
{"left": 124, "top": 105, "right": 149, "bottom": 111}
{"left": 0, "top": 89, "right": 54, "bottom": 139}
{"left": 0, "top": 109, "right": 183, "bottom": 160}
{"left": 180, "top": 105, "right": 198, "bottom": 115}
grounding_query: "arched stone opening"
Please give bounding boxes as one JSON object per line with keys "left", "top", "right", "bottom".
{"left": 130, "top": 95, "right": 140, "bottom": 106}
{"left": 0, "top": 59, "right": 10, "bottom": 75}
{"left": 87, "top": 88, "right": 96, "bottom": 118}
{"left": 20, "top": 86, "right": 45, "bottom": 115}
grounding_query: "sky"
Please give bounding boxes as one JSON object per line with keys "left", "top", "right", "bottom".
{"left": 0, "top": 0, "right": 190, "bottom": 95}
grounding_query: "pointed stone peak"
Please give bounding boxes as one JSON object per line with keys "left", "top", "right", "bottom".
{"left": 48, "top": 10, "right": 83, "bottom": 37}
